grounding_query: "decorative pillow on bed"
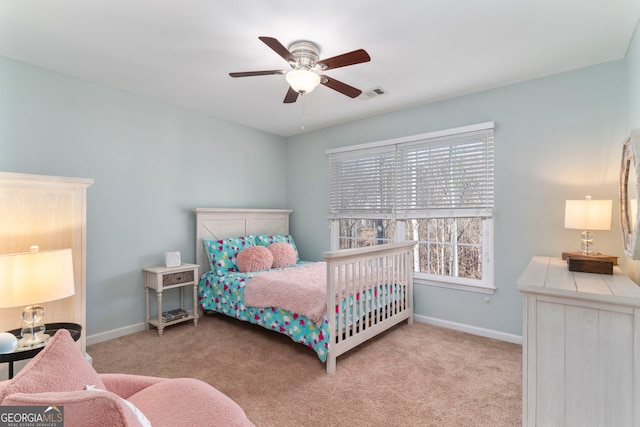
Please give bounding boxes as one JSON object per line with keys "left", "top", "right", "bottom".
{"left": 237, "top": 245, "right": 274, "bottom": 273}
{"left": 204, "top": 235, "right": 255, "bottom": 275}
{"left": 254, "top": 234, "right": 299, "bottom": 261}
{"left": 268, "top": 242, "right": 297, "bottom": 268}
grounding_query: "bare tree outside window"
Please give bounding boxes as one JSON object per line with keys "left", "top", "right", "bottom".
{"left": 406, "top": 218, "right": 482, "bottom": 279}
{"left": 338, "top": 219, "right": 395, "bottom": 249}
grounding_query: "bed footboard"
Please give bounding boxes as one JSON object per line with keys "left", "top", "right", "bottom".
{"left": 323, "top": 241, "right": 416, "bottom": 374}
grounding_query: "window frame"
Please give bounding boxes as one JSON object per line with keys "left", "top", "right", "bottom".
{"left": 402, "top": 217, "right": 495, "bottom": 293}
{"left": 330, "top": 217, "right": 495, "bottom": 294}
{"left": 327, "top": 122, "right": 495, "bottom": 294}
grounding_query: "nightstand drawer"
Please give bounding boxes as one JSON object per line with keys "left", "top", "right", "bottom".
{"left": 163, "top": 270, "right": 194, "bottom": 286}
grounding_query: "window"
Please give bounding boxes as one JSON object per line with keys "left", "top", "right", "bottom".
{"left": 327, "top": 122, "right": 495, "bottom": 293}
{"left": 337, "top": 218, "right": 395, "bottom": 249}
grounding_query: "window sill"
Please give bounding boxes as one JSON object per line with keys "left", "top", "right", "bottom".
{"left": 414, "top": 277, "right": 496, "bottom": 295}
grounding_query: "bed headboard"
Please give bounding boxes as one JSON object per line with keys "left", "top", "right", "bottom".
{"left": 194, "top": 208, "right": 292, "bottom": 274}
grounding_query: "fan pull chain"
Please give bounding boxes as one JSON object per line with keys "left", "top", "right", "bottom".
{"left": 300, "top": 92, "right": 306, "bottom": 130}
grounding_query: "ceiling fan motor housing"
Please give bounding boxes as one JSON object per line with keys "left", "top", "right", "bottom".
{"left": 288, "top": 41, "right": 320, "bottom": 69}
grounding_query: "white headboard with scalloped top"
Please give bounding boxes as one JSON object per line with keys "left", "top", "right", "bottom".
{"left": 194, "top": 208, "right": 292, "bottom": 274}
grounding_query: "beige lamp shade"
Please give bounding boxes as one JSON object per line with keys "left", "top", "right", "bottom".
{"left": 564, "top": 198, "right": 612, "bottom": 230}
{"left": 0, "top": 247, "right": 75, "bottom": 308}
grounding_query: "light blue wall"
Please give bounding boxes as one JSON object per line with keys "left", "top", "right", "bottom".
{"left": 1, "top": 45, "right": 634, "bottom": 340}
{"left": 623, "top": 19, "right": 640, "bottom": 282}
{"left": 628, "top": 20, "right": 640, "bottom": 130}
{"left": 285, "top": 61, "right": 627, "bottom": 336}
{"left": 0, "top": 56, "right": 287, "bottom": 336}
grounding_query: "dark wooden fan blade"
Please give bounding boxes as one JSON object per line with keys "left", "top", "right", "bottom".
{"left": 283, "top": 86, "right": 299, "bottom": 103}
{"left": 259, "top": 36, "right": 296, "bottom": 63}
{"left": 318, "top": 49, "right": 370, "bottom": 70}
{"left": 229, "top": 70, "right": 286, "bottom": 77}
{"left": 320, "top": 76, "right": 362, "bottom": 98}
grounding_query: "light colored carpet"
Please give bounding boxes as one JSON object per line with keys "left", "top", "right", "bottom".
{"left": 88, "top": 314, "right": 522, "bottom": 427}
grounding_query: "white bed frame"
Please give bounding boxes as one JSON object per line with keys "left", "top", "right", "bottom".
{"left": 194, "top": 208, "right": 415, "bottom": 373}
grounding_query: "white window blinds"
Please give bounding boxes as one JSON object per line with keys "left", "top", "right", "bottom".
{"left": 328, "top": 145, "right": 397, "bottom": 216}
{"left": 327, "top": 123, "right": 494, "bottom": 218}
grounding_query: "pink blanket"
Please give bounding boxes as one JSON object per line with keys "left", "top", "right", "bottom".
{"left": 244, "top": 262, "right": 328, "bottom": 327}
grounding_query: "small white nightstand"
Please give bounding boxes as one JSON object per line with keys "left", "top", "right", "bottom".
{"left": 142, "top": 263, "right": 199, "bottom": 336}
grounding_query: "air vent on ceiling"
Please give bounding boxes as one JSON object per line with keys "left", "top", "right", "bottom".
{"left": 361, "top": 86, "right": 387, "bottom": 100}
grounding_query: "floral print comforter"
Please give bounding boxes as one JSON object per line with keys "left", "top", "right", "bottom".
{"left": 198, "top": 262, "right": 406, "bottom": 363}
{"left": 198, "top": 262, "right": 331, "bottom": 362}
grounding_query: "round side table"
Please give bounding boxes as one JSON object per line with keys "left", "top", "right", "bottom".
{"left": 0, "top": 322, "right": 82, "bottom": 379}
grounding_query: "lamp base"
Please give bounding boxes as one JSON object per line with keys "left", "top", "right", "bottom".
{"left": 561, "top": 252, "right": 619, "bottom": 265}
{"left": 566, "top": 255, "right": 613, "bottom": 274}
{"left": 580, "top": 230, "right": 595, "bottom": 255}
{"left": 19, "top": 304, "right": 48, "bottom": 349}
{"left": 17, "top": 333, "right": 50, "bottom": 350}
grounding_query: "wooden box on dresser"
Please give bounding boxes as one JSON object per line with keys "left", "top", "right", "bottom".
{"left": 517, "top": 256, "right": 640, "bottom": 427}
{"left": 0, "top": 172, "right": 93, "bottom": 377}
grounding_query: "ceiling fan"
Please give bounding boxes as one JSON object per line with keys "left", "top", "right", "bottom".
{"left": 229, "top": 36, "right": 371, "bottom": 104}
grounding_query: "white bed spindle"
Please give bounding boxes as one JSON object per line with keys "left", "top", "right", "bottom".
{"left": 323, "top": 241, "right": 415, "bottom": 373}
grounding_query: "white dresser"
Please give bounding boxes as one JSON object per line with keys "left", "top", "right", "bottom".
{"left": 517, "top": 256, "right": 640, "bottom": 427}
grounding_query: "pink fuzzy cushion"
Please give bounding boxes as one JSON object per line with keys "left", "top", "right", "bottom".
{"left": 237, "top": 245, "right": 274, "bottom": 272}
{"left": 128, "top": 377, "right": 254, "bottom": 427}
{"left": 268, "top": 242, "right": 297, "bottom": 268}
{"left": 2, "top": 389, "right": 144, "bottom": 427}
{"left": 0, "top": 329, "right": 105, "bottom": 403}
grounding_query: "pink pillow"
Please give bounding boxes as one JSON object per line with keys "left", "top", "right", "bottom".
{"left": 268, "top": 242, "right": 297, "bottom": 268}
{"left": 0, "top": 329, "right": 105, "bottom": 403}
{"left": 237, "top": 245, "right": 273, "bottom": 272}
{"left": 2, "top": 389, "right": 144, "bottom": 427}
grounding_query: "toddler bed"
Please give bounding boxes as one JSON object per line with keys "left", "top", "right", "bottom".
{"left": 194, "top": 208, "right": 415, "bottom": 373}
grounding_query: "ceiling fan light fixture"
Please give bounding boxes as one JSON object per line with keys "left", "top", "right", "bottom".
{"left": 230, "top": 37, "right": 370, "bottom": 103}
{"left": 286, "top": 69, "right": 321, "bottom": 94}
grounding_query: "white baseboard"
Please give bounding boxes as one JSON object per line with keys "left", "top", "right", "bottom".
{"left": 87, "top": 314, "right": 522, "bottom": 347}
{"left": 86, "top": 322, "right": 147, "bottom": 346}
{"left": 87, "top": 309, "right": 197, "bottom": 345}
{"left": 414, "top": 314, "right": 522, "bottom": 345}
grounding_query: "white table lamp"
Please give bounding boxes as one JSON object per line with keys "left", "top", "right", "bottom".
{"left": 0, "top": 246, "right": 75, "bottom": 348}
{"left": 564, "top": 196, "right": 612, "bottom": 255}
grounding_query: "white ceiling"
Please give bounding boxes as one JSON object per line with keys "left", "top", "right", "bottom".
{"left": 1, "top": 0, "right": 639, "bottom": 137}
